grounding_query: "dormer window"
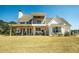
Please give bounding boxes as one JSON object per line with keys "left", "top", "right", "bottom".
{"left": 20, "top": 22, "right": 25, "bottom": 24}
{"left": 26, "top": 22, "right": 29, "bottom": 24}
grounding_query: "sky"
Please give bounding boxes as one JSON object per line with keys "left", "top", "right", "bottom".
{"left": 0, "top": 5, "right": 79, "bottom": 29}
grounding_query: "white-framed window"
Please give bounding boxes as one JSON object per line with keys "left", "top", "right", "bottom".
{"left": 53, "top": 27, "right": 61, "bottom": 33}
{"left": 20, "top": 22, "right": 25, "bottom": 24}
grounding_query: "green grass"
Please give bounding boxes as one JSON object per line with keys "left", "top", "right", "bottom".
{"left": 0, "top": 35, "right": 79, "bottom": 53}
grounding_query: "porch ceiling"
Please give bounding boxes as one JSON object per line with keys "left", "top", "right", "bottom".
{"left": 51, "top": 24, "right": 62, "bottom": 27}
{"left": 32, "top": 24, "right": 46, "bottom": 26}
{"left": 8, "top": 24, "right": 47, "bottom": 27}
{"left": 8, "top": 24, "right": 32, "bottom": 27}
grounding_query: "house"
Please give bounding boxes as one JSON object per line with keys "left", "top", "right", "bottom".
{"left": 9, "top": 10, "right": 71, "bottom": 36}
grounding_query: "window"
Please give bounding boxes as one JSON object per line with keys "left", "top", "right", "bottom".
{"left": 26, "top": 22, "right": 29, "bottom": 24}
{"left": 33, "top": 16, "right": 44, "bottom": 18}
{"left": 26, "top": 20, "right": 32, "bottom": 24}
{"left": 37, "top": 20, "right": 41, "bottom": 24}
{"left": 20, "top": 22, "right": 25, "bottom": 24}
{"left": 53, "top": 27, "right": 61, "bottom": 33}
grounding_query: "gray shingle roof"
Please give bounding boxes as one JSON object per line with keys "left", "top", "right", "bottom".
{"left": 45, "top": 17, "right": 71, "bottom": 26}
{"left": 17, "top": 14, "right": 32, "bottom": 22}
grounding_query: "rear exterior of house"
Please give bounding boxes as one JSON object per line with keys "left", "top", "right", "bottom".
{"left": 9, "top": 10, "right": 71, "bottom": 36}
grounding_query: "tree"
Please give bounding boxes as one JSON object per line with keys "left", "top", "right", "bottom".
{"left": 0, "top": 20, "right": 16, "bottom": 35}
{"left": 8, "top": 21, "right": 16, "bottom": 24}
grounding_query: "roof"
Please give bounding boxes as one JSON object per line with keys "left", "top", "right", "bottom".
{"left": 17, "top": 12, "right": 46, "bottom": 22}
{"left": 53, "top": 16, "right": 71, "bottom": 26}
{"left": 45, "top": 18, "right": 52, "bottom": 24}
{"left": 46, "top": 17, "right": 71, "bottom": 26}
{"left": 16, "top": 12, "right": 71, "bottom": 26}
{"left": 31, "top": 12, "right": 46, "bottom": 16}
{"left": 17, "top": 14, "right": 32, "bottom": 22}
{"left": 54, "top": 17, "right": 71, "bottom": 26}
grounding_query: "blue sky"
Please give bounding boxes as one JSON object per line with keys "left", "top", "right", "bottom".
{"left": 0, "top": 5, "right": 79, "bottom": 29}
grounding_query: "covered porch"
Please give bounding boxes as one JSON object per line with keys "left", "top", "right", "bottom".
{"left": 9, "top": 24, "right": 48, "bottom": 36}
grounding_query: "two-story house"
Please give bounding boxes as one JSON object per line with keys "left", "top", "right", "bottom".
{"left": 9, "top": 10, "right": 71, "bottom": 36}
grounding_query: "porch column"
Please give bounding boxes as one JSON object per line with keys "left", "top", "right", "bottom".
{"left": 49, "top": 26, "right": 52, "bottom": 36}
{"left": 25, "top": 28, "right": 27, "bottom": 35}
{"left": 61, "top": 27, "right": 65, "bottom": 36}
{"left": 10, "top": 27, "right": 12, "bottom": 36}
{"left": 44, "top": 26, "right": 47, "bottom": 35}
{"left": 16, "top": 28, "right": 20, "bottom": 34}
{"left": 44, "top": 30, "right": 47, "bottom": 36}
{"left": 21, "top": 28, "right": 24, "bottom": 36}
{"left": 68, "top": 28, "right": 71, "bottom": 36}
{"left": 33, "top": 26, "right": 36, "bottom": 35}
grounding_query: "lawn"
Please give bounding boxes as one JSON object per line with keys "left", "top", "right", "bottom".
{"left": 0, "top": 35, "right": 79, "bottom": 53}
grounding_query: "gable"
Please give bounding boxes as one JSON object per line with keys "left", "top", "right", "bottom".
{"left": 45, "top": 18, "right": 52, "bottom": 24}
{"left": 48, "top": 18, "right": 61, "bottom": 24}
{"left": 48, "top": 18, "right": 71, "bottom": 26}
{"left": 50, "top": 20, "right": 59, "bottom": 24}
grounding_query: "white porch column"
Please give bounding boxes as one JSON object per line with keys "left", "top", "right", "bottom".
{"left": 49, "top": 25, "right": 52, "bottom": 36}
{"left": 21, "top": 28, "right": 24, "bottom": 36}
{"left": 25, "top": 28, "right": 27, "bottom": 35}
{"left": 44, "top": 26, "right": 47, "bottom": 35}
{"left": 44, "top": 30, "right": 46, "bottom": 35}
{"left": 61, "top": 27, "right": 65, "bottom": 35}
{"left": 10, "top": 27, "right": 12, "bottom": 36}
{"left": 16, "top": 28, "right": 20, "bottom": 33}
{"left": 33, "top": 26, "right": 36, "bottom": 35}
{"left": 68, "top": 27, "right": 71, "bottom": 36}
